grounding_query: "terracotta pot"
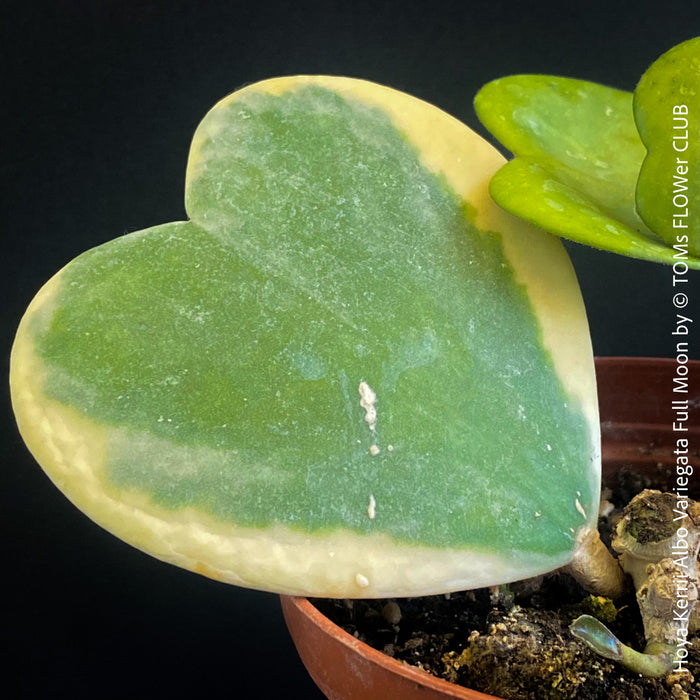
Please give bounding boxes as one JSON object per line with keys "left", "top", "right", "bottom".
{"left": 281, "top": 357, "right": 699, "bottom": 700}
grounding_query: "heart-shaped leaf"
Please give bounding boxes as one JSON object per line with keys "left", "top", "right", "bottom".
{"left": 635, "top": 37, "right": 700, "bottom": 256}
{"left": 474, "top": 74, "right": 700, "bottom": 268}
{"left": 11, "top": 77, "right": 599, "bottom": 597}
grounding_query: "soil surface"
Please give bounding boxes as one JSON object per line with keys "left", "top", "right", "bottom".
{"left": 313, "top": 466, "right": 700, "bottom": 699}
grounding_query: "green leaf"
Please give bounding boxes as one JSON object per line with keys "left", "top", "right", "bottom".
{"left": 570, "top": 615, "right": 674, "bottom": 677}
{"left": 475, "top": 73, "right": 700, "bottom": 268}
{"left": 11, "top": 77, "right": 599, "bottom": 597}
{"left": 635, "top": 37, "right": 700, "bottom": 256}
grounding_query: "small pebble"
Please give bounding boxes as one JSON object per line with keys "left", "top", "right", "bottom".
{"left": 382, "top": 601, "right": 402, "bottom": 625}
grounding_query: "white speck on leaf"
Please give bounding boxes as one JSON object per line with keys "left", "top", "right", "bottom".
{"left": 368, "top": 494, "right": 376, "bottom": 519}
{"left": 359, "top": 380, "right": 377, "bottom": 430}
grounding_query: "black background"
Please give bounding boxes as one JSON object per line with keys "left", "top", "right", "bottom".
{"left": 2, "top": 2, "right": 699, "bottom": 698}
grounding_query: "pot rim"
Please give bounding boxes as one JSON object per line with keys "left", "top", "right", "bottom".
{"left": 281, "top": 594, "right": 499, "bottom": 699}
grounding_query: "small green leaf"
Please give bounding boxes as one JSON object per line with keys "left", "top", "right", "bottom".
{"left": 635, "top": 37, "right": 700, "bottom": 256}
{"left": 570, "top": 615, "right": 674, "bottom": 677}
{"left": 570, "top": 614, "right": 624, "bottom": 661}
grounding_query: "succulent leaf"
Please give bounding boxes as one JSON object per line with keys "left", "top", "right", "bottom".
{"left": 570, "top": 615, "right": 674, "bottom": 677}
{"left": 11, "top": 77, "right": 599, "bottom": 597}
{"left": 634, "top": 37, "right": 700, "bottom": 256}
{"left": 475, "top": 72, "right": 700, "bottom": 268}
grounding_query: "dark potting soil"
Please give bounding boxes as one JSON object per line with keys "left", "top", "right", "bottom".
{"left": 313, "top": 466, "right": 700, "bottom": 700}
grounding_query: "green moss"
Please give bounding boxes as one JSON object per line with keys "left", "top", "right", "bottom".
{"left": 625, "top": 492, "right": 678, "bottom": 543}
{"left": 580, "top": 596, "right": 619, "bottom": 625}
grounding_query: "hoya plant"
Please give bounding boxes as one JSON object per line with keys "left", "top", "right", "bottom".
{"left": 9, "top": 39, "right": 698, "bottom": 687}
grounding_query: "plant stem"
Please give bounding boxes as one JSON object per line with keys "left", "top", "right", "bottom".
{"left": 564, "top": 528, "right": 627, "bottom": 599}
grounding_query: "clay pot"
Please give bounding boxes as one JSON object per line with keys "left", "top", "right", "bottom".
{"left": 281, "top": 357, "right": 699, "bottom": 700}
